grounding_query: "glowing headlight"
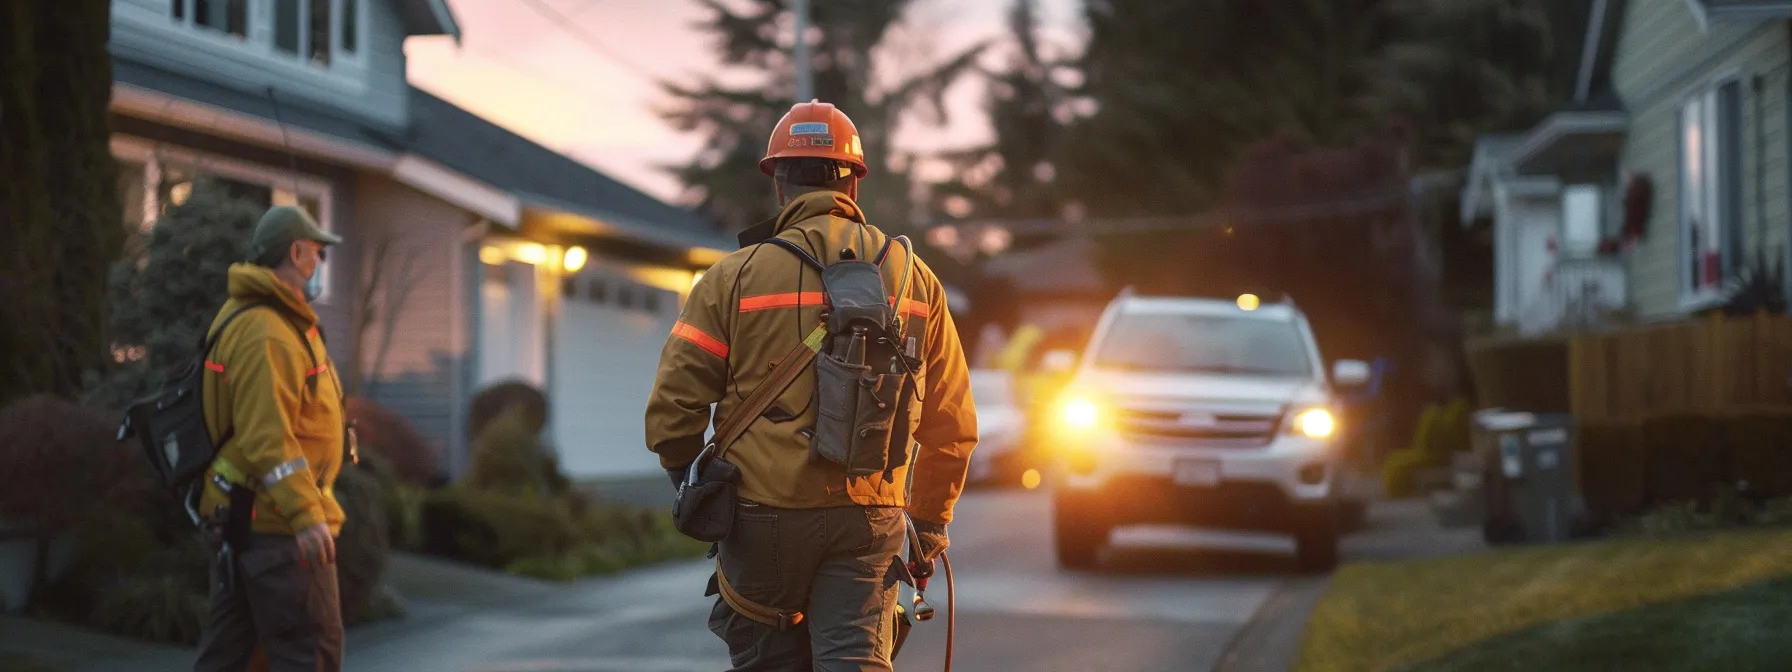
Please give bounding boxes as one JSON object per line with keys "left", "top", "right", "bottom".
{"left": 1291, "top": 408, "right": 1336, "bottom": 438}
{"left": 1060, "top": 397, "right": 1102, "bottom": 431}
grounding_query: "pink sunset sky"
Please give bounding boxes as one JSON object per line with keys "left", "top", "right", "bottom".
{"left": 404, "top": 0, "right": 1084, "bottom": 204}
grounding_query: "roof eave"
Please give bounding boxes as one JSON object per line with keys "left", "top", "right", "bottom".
{"left": 1508, "top": 110, "right": 1629, "bottom": 174}
{"left": 518, "top": 192, "right": 733, "bottom": 265}
{"left": 402, "top": 0, "right": 462, "bottom": 42}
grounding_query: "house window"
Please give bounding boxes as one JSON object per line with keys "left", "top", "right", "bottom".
{"left": 176, "top": 0, "right": 249, "bottom": 39}
{"left": 112, "top": 139, "right": 336, "bottom": 301}
{"left": 170, "top": 0, "right": 356, "bottom": 68}
{"left": 1679, "top": 79, "right": 1745, "bottom": 298}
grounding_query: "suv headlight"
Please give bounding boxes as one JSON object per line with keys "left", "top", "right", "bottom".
{"left": 1288, "top": 407, "right": 1336, "bottom": 438}
{"left": 1058, "top": 395, "right": 1106, "bottom": 433}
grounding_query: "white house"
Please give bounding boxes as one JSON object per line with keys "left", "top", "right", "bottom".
{"left": 1466, "top": 0, "right": 1792, "bottom": 336}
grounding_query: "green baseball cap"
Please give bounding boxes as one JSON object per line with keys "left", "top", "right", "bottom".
{"left": 250, "top": 205, "right": 342, "bottom": 260}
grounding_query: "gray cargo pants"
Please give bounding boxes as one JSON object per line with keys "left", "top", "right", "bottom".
{"left": 708, "top": 502, "right": 909, "bottom": 672}
{"left": 194, "top": 533, "right": 344, "bottom": 672}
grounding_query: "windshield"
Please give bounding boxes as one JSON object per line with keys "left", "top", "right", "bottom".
{"left": 1092, "top": 312, "right": 1314, "bottom": 377}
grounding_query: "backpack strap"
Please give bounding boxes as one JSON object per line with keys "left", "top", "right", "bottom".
{"left": 762, "top": 236, "right": 827, "bottom": 271}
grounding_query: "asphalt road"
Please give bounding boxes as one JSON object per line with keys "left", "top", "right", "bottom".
{"left": 342, "top": 485, "right": 1332, "bottom": 672}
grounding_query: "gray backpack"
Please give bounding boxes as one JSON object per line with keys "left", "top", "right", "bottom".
{"left": 765, "top": 234, "right": 923, "bottom": 479}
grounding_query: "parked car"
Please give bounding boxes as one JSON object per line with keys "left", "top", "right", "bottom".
{"left": 1042, "top": 291, "right": 1371, "bottom": 571}
{"left": 966, "top": 369, "right": 1027, "bottom": 486}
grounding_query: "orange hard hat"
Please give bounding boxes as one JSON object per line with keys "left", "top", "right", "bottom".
{"left": 760, "top": 100, "right": 868, "bottom": 177}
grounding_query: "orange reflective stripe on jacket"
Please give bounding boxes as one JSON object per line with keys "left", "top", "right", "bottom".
{"left": 736, "top": 292, "right": 929, "bottom": 318}
{"left": 672, "top": 321, "right": 729, "bottom": 358}
{"left": 739, "top": 291, "right": 826, "bottom": 312}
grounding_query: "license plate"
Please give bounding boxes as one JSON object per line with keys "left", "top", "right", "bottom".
{"left": 1172, "top": 459, "right": 1221, "bottom": 486}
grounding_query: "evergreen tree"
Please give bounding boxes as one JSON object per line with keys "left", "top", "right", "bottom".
{"left": 1056, "top": 0, "right": 1392, "bottom": 220}
{"left": 1, "top": 0, "right": 126, "bottom": 405}
{"left": 660, "top": 0, "right": 986, "bottom": 234}
{"left": 86, "top": 180, "right": 264, "bottom": 411}
{"left": 939, "top": 0, "right": 1073, "bottom": 223}
{"left": 1359, "top": 0, "right": 1578, "bottom": 170}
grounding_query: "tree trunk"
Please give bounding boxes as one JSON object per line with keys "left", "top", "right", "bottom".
{"left": 0, "top": 0, "right": 125, "bottom": 406}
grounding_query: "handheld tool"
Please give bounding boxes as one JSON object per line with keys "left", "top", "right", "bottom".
{"left": 903, "top": 516, "right": 955, "bottom": 671}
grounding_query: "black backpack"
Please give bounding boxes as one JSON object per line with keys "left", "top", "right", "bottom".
{"left": 117, "top": 303, "right": 274, "bottom": 524}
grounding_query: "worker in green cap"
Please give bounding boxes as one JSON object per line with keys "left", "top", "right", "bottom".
{"left": 194, "top": 205, "right": 351, "bottom": 672}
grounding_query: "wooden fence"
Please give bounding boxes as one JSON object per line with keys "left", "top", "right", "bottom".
{"left": 1569, "top": 312, "right": 1792, "bottom": 423}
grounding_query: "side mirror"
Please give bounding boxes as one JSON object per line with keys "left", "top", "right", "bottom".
{"left": 1332, "top": 359, "right": 1371, "bottom": 387}
{"left": 1040, "top": 349, "right": 1078, "bottom": 374}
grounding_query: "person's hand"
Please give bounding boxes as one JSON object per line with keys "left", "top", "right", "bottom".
{"left": 912, "top": 519, "right": 949, "bottom": 563}
{"left": 296, "top": 523, "right": 336, "bottom": 566}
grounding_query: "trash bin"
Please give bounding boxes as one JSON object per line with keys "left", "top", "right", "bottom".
{"left": 1473, "top": 410, "right": 1582, "bottom": 545}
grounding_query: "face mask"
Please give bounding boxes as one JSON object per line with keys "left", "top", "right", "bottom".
{"left": 303, "top": 268, "right": 324, "bottom": 302}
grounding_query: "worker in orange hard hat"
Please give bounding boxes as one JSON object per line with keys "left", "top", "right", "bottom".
{"left": 647, "top": 100, "right": 977, "bottom": 671}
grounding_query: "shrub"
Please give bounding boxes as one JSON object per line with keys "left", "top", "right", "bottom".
{"left": 1382, "top": 448, "right": 1431, "bottom": 498}
{"left": 467, "top": 381, "right": 549, "bottom": 440}
{"left": 461, "top": 410, "right": 569, "bottom": 498}
{"left": 0, "top": 395, "right": 144, "bottom": 533}
{"left": 421, "top": 487, "right": 581, "bottom": 568}
{"left": 0, "top": 395, "right": 146, "bottom": 611}
{"left": 332, "top": 462, "right": 392, "bottom": 625}
{"left": 420, "top": 487, "right": 705, "bottom": 580}
{"left": 347, "top": 396, "right": 442, "bottom": 486}
{"left": 87, "top": 575, "right": 209, "bottom": 645}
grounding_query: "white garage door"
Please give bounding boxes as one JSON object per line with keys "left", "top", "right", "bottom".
{"left": 551, "top": 270, "right": 682, "bottom": 479}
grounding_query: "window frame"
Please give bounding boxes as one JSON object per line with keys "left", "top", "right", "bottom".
{"left": 166, "top": 0, "right": 364, "bottom": 71}
{"left": 113, "top": 136, "right": 339, "bottom": 302}
{"left": 1677, "top": 74, "right": 1745, "bottom": 310}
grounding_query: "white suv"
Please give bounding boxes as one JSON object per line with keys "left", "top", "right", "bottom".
{"left": 1044, "top": 292, "right": 1370, "bottom": 571}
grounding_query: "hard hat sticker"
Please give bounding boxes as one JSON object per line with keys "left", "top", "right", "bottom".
{"left": 788, "top": 136, "right": 835, "bottom": 148}
{"left": 848, "top": 135, "right": 862, "bottom": 156}
{"left": 790, "top": 122, "right": 831, "bottom": 136}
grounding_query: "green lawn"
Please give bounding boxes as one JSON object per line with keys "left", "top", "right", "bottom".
{"left": 1294, "top": 527, "right": 1792, "bottom": 672}
{"left": 1401, "top": 576, "right": 1792, "bottom": 672}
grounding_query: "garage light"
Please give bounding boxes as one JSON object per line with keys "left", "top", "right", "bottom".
{"left": 479, "top": 246, "right": 506, "bottom": 266}
{"left": 513, "top": 243, "right": 547, "bottom": 265}
{"left": 563, "top": 246, "right": 588, "bottom": 273}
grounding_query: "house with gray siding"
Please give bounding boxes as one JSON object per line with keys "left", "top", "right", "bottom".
{"left": 108, "top": 0, "right": 731, "bottom": 481}
{"left": 1464, "top": 0, "right": 1792, "bottom": 335}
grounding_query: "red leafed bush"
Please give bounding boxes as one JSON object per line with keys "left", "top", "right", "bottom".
{"left": 347, "top": 396, "right": 441, "bottom": 486}
{"left": 0, "top": 395, "right": 145, "bottom": 532}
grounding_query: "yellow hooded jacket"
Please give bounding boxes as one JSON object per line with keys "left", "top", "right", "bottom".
{"left": 198, "top": 264, "right": 347, "bottom": 537}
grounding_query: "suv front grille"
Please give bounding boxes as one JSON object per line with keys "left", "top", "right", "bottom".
{"left": 1113, "top": 407, "right": 1283, "bottom": 448}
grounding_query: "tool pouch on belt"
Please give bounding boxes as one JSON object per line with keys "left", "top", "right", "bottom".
{"left": 672, "top": 447, "right": 741, "bottom": 543}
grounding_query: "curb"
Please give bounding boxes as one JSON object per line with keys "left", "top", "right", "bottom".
{"left": 1210, "top": 575, "right": 1332, "bottom": 672}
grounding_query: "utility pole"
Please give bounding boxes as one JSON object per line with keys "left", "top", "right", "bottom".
{"left": 792, "top": 0, "right": 813, "bottom": 102}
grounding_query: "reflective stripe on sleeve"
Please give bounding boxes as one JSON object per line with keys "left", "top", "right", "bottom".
{"left": 262, "top": 457, "right": 311, "bottom": 489}
{"left": 672, "top": 321, "right": 729, "bottom": 358}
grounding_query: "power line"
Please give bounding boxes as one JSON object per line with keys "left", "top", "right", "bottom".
{"left": 514, "top": 0, "right": 658, "bottom": 83}
{"left": 942, "top": 188, "right": 1415, "bottom": 236}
